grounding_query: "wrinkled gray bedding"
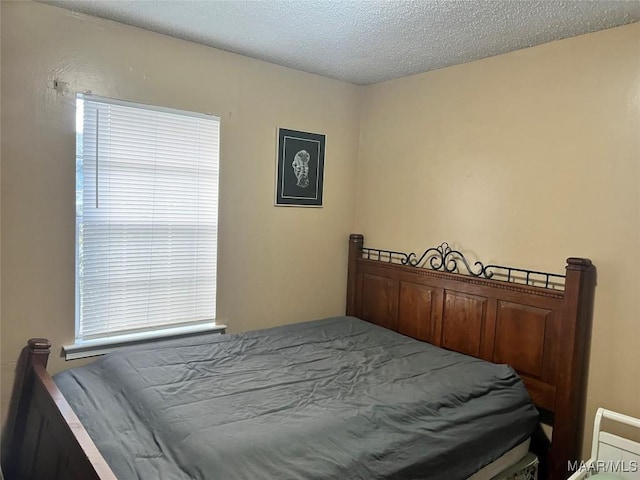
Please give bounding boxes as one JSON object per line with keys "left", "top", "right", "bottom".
{"left": 54, "top": 316, "right": 538, "bottom": 480}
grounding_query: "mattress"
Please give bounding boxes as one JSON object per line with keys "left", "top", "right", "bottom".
{"left": 54, "top": 316, "right": 538, "bottom": 480}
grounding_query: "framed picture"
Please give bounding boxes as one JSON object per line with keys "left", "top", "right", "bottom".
{"left": 275, "top": 128, "right": 325, "bottom": 207}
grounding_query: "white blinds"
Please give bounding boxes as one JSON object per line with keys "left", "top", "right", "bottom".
{"left": 76, "top": 95, "right": 220, "bottom": 341}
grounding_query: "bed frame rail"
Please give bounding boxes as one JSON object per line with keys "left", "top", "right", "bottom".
{"left": 3, "top": 339, "right": 115, "bottom": 480}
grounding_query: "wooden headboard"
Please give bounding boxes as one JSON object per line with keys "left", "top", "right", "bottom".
{"left": 346, "top": 234, "right": 596, "bottom": 480}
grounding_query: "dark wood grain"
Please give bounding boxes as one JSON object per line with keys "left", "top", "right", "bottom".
{"left": 397, "top": 281, "right": 435, "bottom": 342}
{"left": 361, "top": 274, "right": 399, "bottom": 330}
{"left": 441, "top": 290, "right": 486, "bottom": 357}
{"left": 493, "top": 302, "right": 550, "bottom": 377}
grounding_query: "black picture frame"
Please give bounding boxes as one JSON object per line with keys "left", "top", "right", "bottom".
{"left": 275, "top": 128, "right": 325, "bottom": 207}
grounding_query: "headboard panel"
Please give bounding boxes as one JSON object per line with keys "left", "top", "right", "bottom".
{"left": 346, "top": 234, "right": 596, "bottom": 480}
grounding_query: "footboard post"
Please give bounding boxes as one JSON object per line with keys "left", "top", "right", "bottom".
{"left": 27, "top": 338, "right": 52, "bottom": 365}
{"left": 3, "top": 338, "right": 52, "bottom": 478}
{"left": 346, "top": 234, "right": 363, "bottom": 316}
{"left": 4, "top": 339, "right": 117, "bottom": 479}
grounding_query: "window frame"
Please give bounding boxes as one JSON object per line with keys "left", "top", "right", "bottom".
{"left": 66, "top": 94, "right": 223, "bottom": 359}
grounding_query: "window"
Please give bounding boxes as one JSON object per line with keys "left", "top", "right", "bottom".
{"left": 74, "top": 94, "right": 220, "bottom": 348}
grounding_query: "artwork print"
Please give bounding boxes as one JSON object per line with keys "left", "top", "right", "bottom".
{"left": 275, "top": 128, "right": 325, "bottom": 207}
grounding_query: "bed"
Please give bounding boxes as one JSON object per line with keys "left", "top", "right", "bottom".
{"left": 2, "top": 234, "right": 596, "bottom": 480}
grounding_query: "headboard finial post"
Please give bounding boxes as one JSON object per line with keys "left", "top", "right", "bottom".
{"left": 346, "top": 234, "right": 364, "bottom": 316}
{"left": 349, "top": 234, "right": 364, "bottom": 244}
{"left": 550, "top": 257, "right": 596, "bottom": 480}
{"left": 566, "top": 257, "right": 593, "bottom": 270}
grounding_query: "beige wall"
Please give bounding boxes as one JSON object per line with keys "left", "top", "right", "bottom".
{"left": 0, "top": 1, "right": 360, "bottom": 423}
{"left": 356, "top": 23, "right": 640, "bottom": 456}
{"left": 2, "top": 0, "right": 639, "bottom": 463}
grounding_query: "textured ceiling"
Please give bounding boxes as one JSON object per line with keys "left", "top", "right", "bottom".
{"left": 42, "top": 0, "right": 640, "bottom": 85}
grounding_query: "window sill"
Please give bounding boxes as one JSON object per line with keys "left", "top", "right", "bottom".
{"left": 62, "top": 323, "right": 227, "bottom": 360}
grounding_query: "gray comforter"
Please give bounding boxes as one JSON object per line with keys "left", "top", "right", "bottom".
{"left": 54, "top": 316, "right": 538, "bottom": 480}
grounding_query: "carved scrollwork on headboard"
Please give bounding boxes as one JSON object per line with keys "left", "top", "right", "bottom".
{"left": 360, "top": 242, "right": 566, "bottom": 289}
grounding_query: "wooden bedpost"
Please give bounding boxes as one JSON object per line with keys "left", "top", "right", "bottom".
{"left": 3, "top": 338, "right": 51, "bottom": 477}
{"left": 550, "top": 258, "right": 596, "bottom": 480}
{"left": 346, "top": 234, "right": 363, "bottom": 316}
{"left": 4, "top": 339, "right": 117, "bottom": 479}
{"left": 26, "top": 338, "right": 52, "bottom": 368}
